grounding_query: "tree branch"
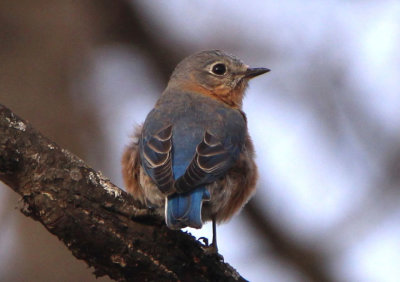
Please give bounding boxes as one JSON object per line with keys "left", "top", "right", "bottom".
{"left": 0, "top": 104, "right": 245, "bottom": 282}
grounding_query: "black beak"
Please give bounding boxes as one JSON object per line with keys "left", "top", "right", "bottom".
{"left": 244, "top": 67, "right": 270, "bottom": 79}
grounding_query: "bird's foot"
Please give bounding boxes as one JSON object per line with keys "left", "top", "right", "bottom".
{"left": 199, "top": 236, "right": 209, "bottom": 246}
{"left": 198, "top": 237, "right": 224, "bottom": 261}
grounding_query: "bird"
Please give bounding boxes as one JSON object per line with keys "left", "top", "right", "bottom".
{"left": 122, "top": 50, "right": 269, "bottom": 252}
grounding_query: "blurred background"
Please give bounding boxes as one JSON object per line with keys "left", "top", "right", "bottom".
{"left": 0, "top": 1, "right": 399, "bottom": 281}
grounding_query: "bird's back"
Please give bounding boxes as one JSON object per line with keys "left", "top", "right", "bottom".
{"left": 142, "top": 90, "right": 246, "bottom": 180}
{"left": 140, "top": 90, "right": 246, "bottom": 228}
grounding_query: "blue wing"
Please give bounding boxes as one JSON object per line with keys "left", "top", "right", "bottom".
{"left": 140, "top": 125, "right": 174, "bottom": 195}
{"left": 166, "top": 130, "right": 240, "bottom": 229}
{"left": 174, "top": 131, "right": 238, "bottom": 193}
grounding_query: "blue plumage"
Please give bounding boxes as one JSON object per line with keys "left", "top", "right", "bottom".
{"left": 167, "top": 155, "right": 210, "bottom": 229}
{"left": 166, "top": 187, "right": 210, "bottom": 229}
{"left": 140, "top": 91, "right": 245, "bottom": 229}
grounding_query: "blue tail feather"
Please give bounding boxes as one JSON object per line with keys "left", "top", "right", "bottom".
{"left": 166, "top": 187, "right": 210, "bottom": 229}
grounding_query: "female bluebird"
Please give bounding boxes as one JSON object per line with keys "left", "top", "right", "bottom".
{"left": 122, "top": 50, "right": 269, "bottom": 251}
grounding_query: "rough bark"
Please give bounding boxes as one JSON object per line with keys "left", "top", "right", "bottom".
{"left": 0, "top": 104, "right": 245, "bottom": 282}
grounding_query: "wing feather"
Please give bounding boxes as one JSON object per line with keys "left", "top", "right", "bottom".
{"left": 141, "top": 125, "right": 174, "bottom": 194}
{"left": 175, "top": 131, "right": 236, "bottom": 193}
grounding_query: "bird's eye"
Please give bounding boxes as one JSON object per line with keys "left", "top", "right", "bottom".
{"left": 211, "top": 63, "right": 227, "bottom": 75}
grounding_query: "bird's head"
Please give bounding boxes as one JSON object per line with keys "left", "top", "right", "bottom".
{"left": 166, "top": 50, "right": 270, "bottom": 108}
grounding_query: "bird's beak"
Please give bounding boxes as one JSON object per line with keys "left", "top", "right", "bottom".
{"left": 243, "top": 67, "right": 270, "bottom": 79}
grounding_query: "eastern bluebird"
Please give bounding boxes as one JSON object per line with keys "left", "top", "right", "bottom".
{"left": 122, "top": 50, "right": 269, "bottom": 252}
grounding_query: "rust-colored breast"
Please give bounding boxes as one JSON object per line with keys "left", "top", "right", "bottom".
{"left": 179, "top": 81, "right": 244, "bottom": 109}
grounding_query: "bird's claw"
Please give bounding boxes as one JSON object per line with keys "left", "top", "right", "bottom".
{"left": 199, "top": 237, "right": 209, "bottom": 246}
{"left": 198, "top": 237, "right": 224, "bottom": 261}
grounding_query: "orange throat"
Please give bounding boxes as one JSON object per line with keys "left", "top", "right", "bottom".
{"left": 180, "top": 82, "right": 246, "bottom": 109}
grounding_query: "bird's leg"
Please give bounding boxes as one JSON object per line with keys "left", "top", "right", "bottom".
{"left": 200, "top": 217, "right": 220, "bottom": 255}
{"left": 211, "top": 217, "right": 218, "bottom": 252}
{"left": 198, "top": 218, "right": 224, "bottom": 260}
